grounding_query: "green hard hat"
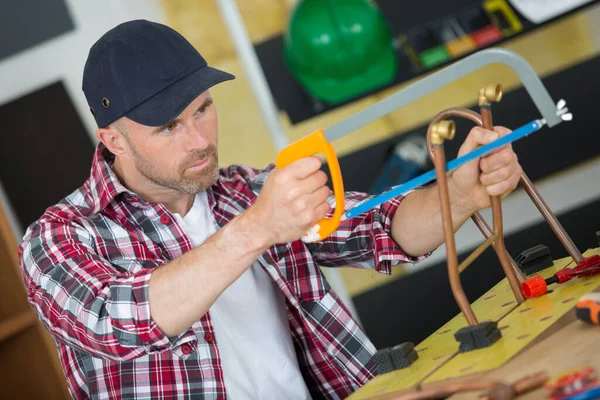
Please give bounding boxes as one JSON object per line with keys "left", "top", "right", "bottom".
{"left": 283, "top": 0, "right": 398, "bottom": 104}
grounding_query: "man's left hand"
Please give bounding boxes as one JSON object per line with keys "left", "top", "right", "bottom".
{"left": 450, "top": 126, "right": 522, "bottom": 213}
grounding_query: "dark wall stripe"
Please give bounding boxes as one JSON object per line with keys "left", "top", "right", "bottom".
{"left": 0, "top": 81, "right": 95, "bottom": 230}
{"left": 0, "top": 0, "right": 74, "bottom": 61}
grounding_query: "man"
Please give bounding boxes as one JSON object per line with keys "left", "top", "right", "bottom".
{"left": 18, "top": 20, "right": 521, "bottom": 400}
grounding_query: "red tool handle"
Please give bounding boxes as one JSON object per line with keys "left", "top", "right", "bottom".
{"left": 522, "top": 255, "right": 600, "bottom": 298}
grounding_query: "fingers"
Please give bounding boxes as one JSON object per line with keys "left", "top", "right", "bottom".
{"left": 458, "top": 126, "right": 512, "bottom": 157}
{"left": 291, "top": 186, "right": 331, "bottom": 226}
{"left": 485, "top": 163, "right": 522, "bottom": 197}
{"left": 284, "top": 170, "right": 328, "bottom": 201}
{"left": 479, "top": 153, "right": 519, "bottom": 186}
{"left": 307, "top": 186, "right": 332, "bottom": 218}
{"left": 284, "top": 156, "right": 322, "bottom": 180}
{"left": 480, "top": 146, "right": 515, "bottom": 174}
{"left": 492, "top": 126, "right": 511, "bottom": 136}
{"left": 457, "top": 127, "right": 497, "bottom": 156}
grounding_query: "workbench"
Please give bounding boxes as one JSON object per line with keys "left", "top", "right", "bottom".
{"left": 348, "top": 247, "right": 600, "bottom": 399}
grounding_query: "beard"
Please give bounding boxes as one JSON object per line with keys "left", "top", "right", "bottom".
{"left": 132, "top": 144, "right": 219, "bottom": 195}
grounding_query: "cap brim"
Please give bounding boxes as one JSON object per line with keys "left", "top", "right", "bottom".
{"left": 126, "top": 66, "right": 235, "bottom": 127}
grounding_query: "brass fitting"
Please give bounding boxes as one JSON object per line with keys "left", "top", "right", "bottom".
{"left": 430, "top": 120, "right": 456, "bottom": 144}
{"left": 478, "top": 84, "right": 503, "bottom": 106}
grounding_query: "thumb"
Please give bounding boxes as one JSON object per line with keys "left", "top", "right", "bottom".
{"left": 457, "top": 127, "right": 499, "bottom": 157}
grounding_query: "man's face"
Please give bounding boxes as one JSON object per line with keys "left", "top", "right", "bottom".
{"left": 118, "top": 92, "right": 219, "bottom": 195}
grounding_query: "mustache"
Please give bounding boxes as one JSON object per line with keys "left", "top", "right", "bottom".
{"left": 181, "top": 145, "right": 218, "bottom": 170}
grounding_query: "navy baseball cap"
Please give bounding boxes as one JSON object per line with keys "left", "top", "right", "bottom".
{"left": 83, "top": 19, "right": 235, "bottom": 128}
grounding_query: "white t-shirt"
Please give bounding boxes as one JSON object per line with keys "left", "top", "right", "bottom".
{"left": 173, "top": 192, "right": 312, "bottom": 400}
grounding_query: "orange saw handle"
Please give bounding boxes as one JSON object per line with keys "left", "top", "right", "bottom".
{"left": 276, "top": 130, "right": 344, "bottom": 243}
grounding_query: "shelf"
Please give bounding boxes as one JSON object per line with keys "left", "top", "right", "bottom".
{"left": 255, "top": 0, "right": 600, "bottom": 125}
{"left": 0, "top": 311, "right": 36, "bottom": 343}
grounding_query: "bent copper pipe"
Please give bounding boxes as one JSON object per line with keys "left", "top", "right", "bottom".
{"left": 518, "top": 174, "right": 583, "bottom": 263}
{"left": 432, "top": 143, "right": 478, "bottom": 325}
{"left": 425, "top": 107, "right": 525, "bottom": 305}
{"left": 425, "top": 108, "right": 583, "bottom": 266}
{"left": 388, "top": 370, "right": 549, "bottom": 400}
{"left": 480, "top": 105, "right": 525, "bottom": 303}
{"left": 425, "top": 108, "right": 524, "bottom": 284}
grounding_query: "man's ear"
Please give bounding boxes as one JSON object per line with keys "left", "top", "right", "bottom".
{"left": 96, "top": 125, "right": 128, "bottom": 155}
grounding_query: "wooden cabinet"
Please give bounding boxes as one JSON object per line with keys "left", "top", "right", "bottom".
{"left": 0, "top": 201, "right": 70, "bottom": 399}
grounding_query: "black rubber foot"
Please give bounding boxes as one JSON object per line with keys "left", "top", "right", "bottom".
{"left": 515, "top": 244, "right": 553, "bottom": 275}
{"left": 372, "top": 342, "right": 418, "bottom": 374}
{"left": 455, "top": 321, "right": 502, "bottom": 353}
{"left": 390, "top": 342, "right": 418, "bottom": 369}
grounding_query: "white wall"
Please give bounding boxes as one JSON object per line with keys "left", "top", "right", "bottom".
{"left": 0, "top": 0, "right": 167, "bottom": 238}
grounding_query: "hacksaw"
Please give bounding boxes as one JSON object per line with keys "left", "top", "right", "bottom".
{"left": 275, "top": 48, "right": 570, "bottom": 242}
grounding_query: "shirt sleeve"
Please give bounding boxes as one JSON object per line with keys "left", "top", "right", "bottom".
{"left": 18, "top": 218, "right": 197, "bottom": 362}
{"left": 306, "top": 188, "right": 431, "bottom": 275}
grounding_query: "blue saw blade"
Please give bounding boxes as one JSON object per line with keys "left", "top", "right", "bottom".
{"left": 344, "top": 119, "right": 544, "bottom": 220}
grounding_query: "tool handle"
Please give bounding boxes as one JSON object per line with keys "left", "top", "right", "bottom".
{"left": 275, "top": 130, "right": 344, "bottom": 242}
{"left": 576, "top": 299, "right": 600, "bottom": 325}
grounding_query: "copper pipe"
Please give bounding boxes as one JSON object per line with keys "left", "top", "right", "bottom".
{"left": 481, "top": 106, "right": 525, "bottom": 303}
{"left": 509, "top": 371, "right": 551, "bottom": 395}
{"left": 458, "top": 233, "right": 499, "bottom": 273}
{"left": 424, "top": 109, "right": 582, "bottom": 266}
{"left": 388, "top": 370, "right": 549, "bottom": 400}
{"left": 519, "top": 173, "right": 583, "bottom": 263}
{"left": 425, "top": 109, "right": 524, "bottom": 281}
{"left": 471, "top": 213, "right": 525, "bottom": 283}
{"left": 433, "top": 144, "right": 478, "bottom": 326}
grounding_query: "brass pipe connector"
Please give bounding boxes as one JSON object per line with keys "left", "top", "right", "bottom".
{"left": 478, "top": 83, "right": 503, "bottom": 106}
{"left": 430, "top": 120, "right": 456, "bottom": 145}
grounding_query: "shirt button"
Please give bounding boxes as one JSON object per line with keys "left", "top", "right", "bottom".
{"left": 160, "top": 214, "right": 171, "bottom": 224}
{"left": 130, "top": 196, "right": 140, "bottom": 203}
{"left": 204, "top": 333, "right": 215, "bottom": 343}
{"left": 181, "top": 344, "right": 192, "bottom": 354}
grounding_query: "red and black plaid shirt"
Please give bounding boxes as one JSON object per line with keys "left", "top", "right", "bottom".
{"left": 18, "top": 144, "right": 425, "bottom": 399}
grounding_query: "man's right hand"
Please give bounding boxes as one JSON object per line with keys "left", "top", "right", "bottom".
{"left": 246, "top": 156, "right": 332, "bottom": 246}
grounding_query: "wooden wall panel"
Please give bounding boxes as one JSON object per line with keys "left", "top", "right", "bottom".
{"left": 163, "top": 0, "right": 290, "bottom": 65}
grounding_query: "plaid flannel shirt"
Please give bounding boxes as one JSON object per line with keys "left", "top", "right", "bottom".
{"left": 18, "top": 144, "right": 426, "bottom": 399}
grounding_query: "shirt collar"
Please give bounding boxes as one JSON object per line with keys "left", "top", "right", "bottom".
{"left": 88, "top": 143, "right": 132, "bottom": 213}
